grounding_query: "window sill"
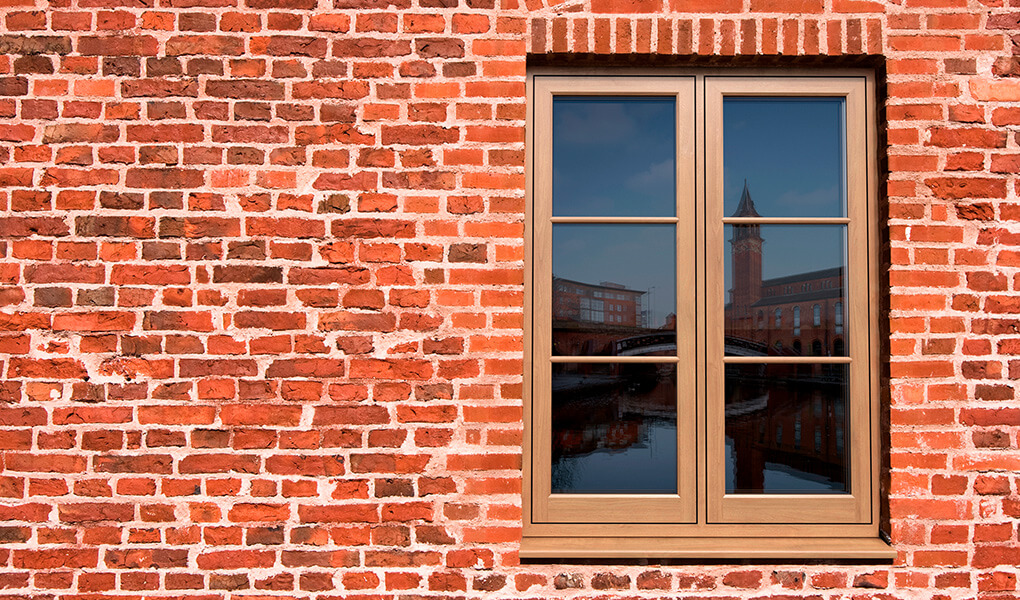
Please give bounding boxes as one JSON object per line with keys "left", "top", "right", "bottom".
{"left": 520, "top": 536, "right": 896, "bottom": 560}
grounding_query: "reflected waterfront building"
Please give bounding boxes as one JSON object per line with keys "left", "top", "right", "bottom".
{"left": 551, "top": 275, "right": 677, "bottom": 361}
{"left": 558, "top": 277, "right": 644, "bottom": 340}
{"left": 724, "top": 182, "right": 849, "bottom": 494}
{"left": 726, "top": 183, "right": 845, "bottom": 357}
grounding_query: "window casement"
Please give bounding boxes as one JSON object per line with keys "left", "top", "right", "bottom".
{"left": 523, "top": 70, "right": 890, "bottom": 559}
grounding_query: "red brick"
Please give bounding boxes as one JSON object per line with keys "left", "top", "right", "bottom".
{"left": 53, "top": 311, "right": 135, "bottom": 331}
{"left": 926, "top": 177, "right": 1008, "bottom": 199}
{"left": 13, "top": 549, "right": 98, "bottom": 569}
{"left": 220, "top": 404, "right": 302, "bottom": 426}
{"left": 196, "top": 550, "right": 275, "bottom": 570}
{"left": 927, "top": 127, "right": 1007, "bottom": 148}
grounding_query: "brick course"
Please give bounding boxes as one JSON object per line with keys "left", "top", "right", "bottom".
{"left": 0, "top": 0, "right": 1018, "bottom": 597}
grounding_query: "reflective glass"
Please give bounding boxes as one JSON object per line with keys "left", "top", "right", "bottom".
{"left": 724, "top": 225, "right": 846, "bottom": 357}
{"left": 552, "top": 363, "right": 678, "bottom": 494}
{"left": 553, "top": 97, "right": 676, "bottom": 217}
{"left": 553, "top": 224, "right": 676, "bottom": 356}
{"left": 725, "top": 363, "right": 849, "bottom": 494}
{"left": 724, "top": 98, "right": 846, "bottom": 218}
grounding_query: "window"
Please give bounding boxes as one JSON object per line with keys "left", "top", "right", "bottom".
{"left": 525, "top": 71, "right": 887, "bottom": 559}
{"left": 814, "top": 303, "right": 822, "bottom": 327}
{"left": 793, "top": 306, "right": 801, "bottom": 336}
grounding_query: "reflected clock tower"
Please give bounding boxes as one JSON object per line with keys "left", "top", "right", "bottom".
{"left": 729, "top": 181, "right": 764, "bottom": 328}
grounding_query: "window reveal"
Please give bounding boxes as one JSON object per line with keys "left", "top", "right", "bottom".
{"left": 525, "top": 72, "right": 887, "bottom": 559}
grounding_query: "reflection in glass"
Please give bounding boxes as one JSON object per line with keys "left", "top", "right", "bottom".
{"left": 553, "top": 96, "right": 676, "bottom": 217}
{"left": 553, "top": 224, "right": 676, "bottom": 356}
{"left": 725, "top": 363, "right": 848, "bottom": 494}
{"left": 724, "top": 98, "right": 846, "bottom": 218}
{"left": 552, "top": 363, "right": 677, "bottom": 493}
{"left": 725, "top": 225, "right": 846, "bottom": 357}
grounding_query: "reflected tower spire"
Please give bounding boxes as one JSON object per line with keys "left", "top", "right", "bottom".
{"left": 733, "top": 179, "right": 761, "bottom": 218}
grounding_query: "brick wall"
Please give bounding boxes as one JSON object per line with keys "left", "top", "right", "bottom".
{"left": 0, "top": 0, "right": 1018, "bottom": 596}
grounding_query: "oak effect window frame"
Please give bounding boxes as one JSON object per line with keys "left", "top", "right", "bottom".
{"left": 523, "top": 69, "right": 893, "bottom": 560}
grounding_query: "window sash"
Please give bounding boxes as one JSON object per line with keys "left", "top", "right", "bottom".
{"left": 530, "top": 76, "right": 697, "bottom": 524}
{"left": 705, "top": 76, "right": 872, "bottom": 524}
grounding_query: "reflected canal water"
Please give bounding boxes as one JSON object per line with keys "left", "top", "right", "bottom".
{"left": 551, "top": 364, "right": 677, "bottom": 494}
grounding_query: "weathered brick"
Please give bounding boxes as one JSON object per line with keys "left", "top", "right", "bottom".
{"left": 0, "top": 35, "right": 73, "bottom": 54}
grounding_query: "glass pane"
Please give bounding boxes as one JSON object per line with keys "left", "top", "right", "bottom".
{"left": 724, "top": 225, "right": 846, "bottom": 357}
{"left": 724, "top": 98, "right": 845, "bottom": 218}
{"left": 552, "top": 362, "right": 677, "bottom": 494}
{"left": 553, "top": 224, "right": 676, "bottom": 356}
{"left": 725, "top": 363, "right": 848, "bottom": 494}
{"left": 553, "top": 96, "right": 676, "bottom": 217}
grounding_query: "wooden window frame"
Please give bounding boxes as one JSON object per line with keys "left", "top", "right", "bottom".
{"left": 523, "top": 69, "right": 892, "bottom": 560}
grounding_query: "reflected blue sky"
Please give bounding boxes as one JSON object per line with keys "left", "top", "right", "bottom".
{"left": 553, "top": 97, "right": 675, "bottom": 217}
{"left": 724, "top": 98, "right": 846, "bottom": 218}
{"left": 550, "top": 95, "right": 848, "bottom": 315}
{"left": 725, "top": 438, "right": 847, "bottom": 494}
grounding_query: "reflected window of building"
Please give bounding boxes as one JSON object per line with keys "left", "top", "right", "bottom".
{"left": 793, "top": 306, "right": 801, "bottom": 336}
{"left": 774, "top": 308, "right": 782, "bottom": 328}
{"left": 813, "top": 303, "right": 821, "bottom": 327}
{"left": 835, "top": 301, "right": 844, "bottom": 334}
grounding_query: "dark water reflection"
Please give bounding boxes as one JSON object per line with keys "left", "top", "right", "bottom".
{"left": 551, "top": 363, "right": 677, "bottom": 494}
{"left": 725, "top": 363, "right": 848, "bottom": 494}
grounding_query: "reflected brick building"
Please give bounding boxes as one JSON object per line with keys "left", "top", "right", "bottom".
{"left": 552, "top": 277, "right": 648, "bottom": 356}
{"left": 726, "top": 183, "right": 846, "bottom": 357}
{"left": 553, "top": 277, "right": 645, "bottom": 328}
